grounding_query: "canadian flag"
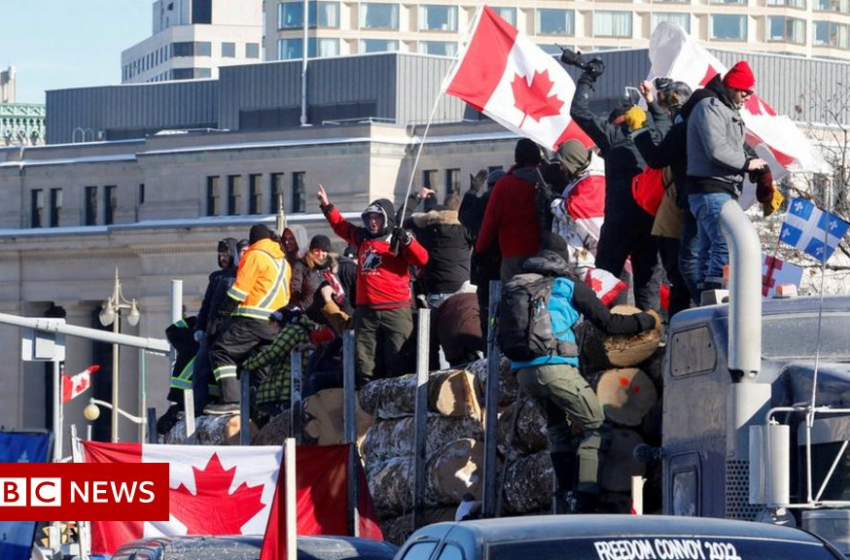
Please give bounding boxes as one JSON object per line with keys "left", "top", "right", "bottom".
{"left": 444, "top": 5, "right": 592, "bottom": 150}
{"left": 62, "top": 365, "right": 99, "bottom": 404}
{"left": 762, "top": 255, "right": 803, "bottom": 298}
{"left": 84, "top": 442, "right": 283, "bottom": 555}
{"left": 585, "top": 267, "right": 628, "bottom": 307}
{"left": 648, "top": 23, "right": 831, "bottom": 180}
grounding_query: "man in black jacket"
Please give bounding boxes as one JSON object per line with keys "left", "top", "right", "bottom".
{"left": 569, "top": 59, "right": 660, "bottom": 312}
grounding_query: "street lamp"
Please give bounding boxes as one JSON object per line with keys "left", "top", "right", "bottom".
{"left": 98, "top": 268, "right": 140, "bottom": 442}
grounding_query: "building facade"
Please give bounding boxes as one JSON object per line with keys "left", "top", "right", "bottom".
{"left": 121, "top": 0, "right": 263, "bottom": 83}
{"left": 1, "top": 66, "right": 15, "bottom": 104}
{"left": 263, "top": 0, "right": 850, "bottom": 62}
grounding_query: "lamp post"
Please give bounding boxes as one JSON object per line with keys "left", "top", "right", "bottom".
{"left": 98, "top": 268, "right": 140, "bottom": 442}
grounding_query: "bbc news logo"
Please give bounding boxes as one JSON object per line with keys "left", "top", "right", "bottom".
{"left": 0, "top": 463, "right": 169, "bottom": 521}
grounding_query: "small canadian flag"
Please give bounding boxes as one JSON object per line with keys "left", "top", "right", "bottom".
{"left": 62, "top": 365, "right": 100, "bottom": 403}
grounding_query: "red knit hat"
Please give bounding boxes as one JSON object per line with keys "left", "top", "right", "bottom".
{"left": 723, "top": 61, "right": 756, "bottom": 93}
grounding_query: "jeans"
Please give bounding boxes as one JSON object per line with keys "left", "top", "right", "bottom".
{"left": 689, "top": 192, "right": 733, "bottom": 287}
{"left": 678, "top": 210, "right": 701, "bottom": 304}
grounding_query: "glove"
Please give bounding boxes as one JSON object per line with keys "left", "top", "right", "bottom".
{"left": 577, "top": 58, "right": 605, "bottom": 86}
{"left": 193, "top": 330, "right": 205, "bottom": 342}
{"left": 763, "top": 189, "right": 784, "bottom": 217}
{"left": 751, "top": 167, "right": 775, "bottom": 203}
{"left": 645, "top": 309, "right": 662, "bottom": 330}
{"left": 624, "top": 106, "right": 647, "bottom": 132}
{"left": 391, "top": 227, "right": 413, "bottom": 251}
{"left": 470, "top": 169, "right": 488, "bottom": 193}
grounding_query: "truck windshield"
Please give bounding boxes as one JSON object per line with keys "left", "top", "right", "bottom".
{"left": 762, "top": 313, "right": 850, "bottom": 360}
{"left": 489, "top": 536, "right": 839, "bottom": 560}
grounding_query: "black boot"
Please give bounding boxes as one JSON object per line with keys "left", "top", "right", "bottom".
{"left": 570, "top": 491, "right": 600, "bottom": 514}
{"left": 550, "top": 451, "right": 577, "bottom": 514}
{"left": 204, "top": 377, "right": 241, "bottom": 415}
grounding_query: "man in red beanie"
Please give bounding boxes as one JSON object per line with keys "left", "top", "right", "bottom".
{"left": 683, "top": 60, "right": 767, "bottom": 296}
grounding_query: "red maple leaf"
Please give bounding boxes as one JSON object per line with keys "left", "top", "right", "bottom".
{"left": 170, "top": 453, "right": 267, "bottom": 534}
{"left": 511, "top": 69, "right": 564, "bottom": 128}
{"left": 589, "top": 277, "right": 604, "bottom": 293}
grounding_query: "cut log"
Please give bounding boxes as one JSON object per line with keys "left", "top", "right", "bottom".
{"left": 502, "top": 450, "right": 553, "bottom": 514}
{"left": 380, "top": 508, "right": 456, "bottom": 546}
{"left": 165, "top": 414, "right": 257, "bottom": 445}
{"left": 366, "top": 438, "right": 484, "bottom": 517}
{"left": 595, "top": 368, "right": 658, "bottom": 427}
{"left": 604, "top": 305, "right": 662, "bottom": 367}
{"left": 600, "top": 428, "right": 646, "bottom": 493}
{"left": 358, "top": 369, "right": 482, "bottom": 420}
{"left": 253, "top": 410, "right": 314, "bottom": 446}
{"left": 361, "top": 415, "right": 483, "bottom": 464}
{"left": 468, "top": 356, "right": 518, "bottom": 407}
{"left": 497, "top": 396, "right": 547, "bottom": 456}
{"left": 302, "top": 388, "right": 374, "bottom": 446}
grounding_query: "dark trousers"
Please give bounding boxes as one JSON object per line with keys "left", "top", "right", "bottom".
{"left": 657, "top": 236, "right": 691, "bottom": 317}
{"left": 354, "top": 306, "right": 415, "bottom": 384}
{"left": 595, "top": 213, "right": 660, "bottom": 311}
{"left": 210, "top": 317, "right": 277, "bottom": 402}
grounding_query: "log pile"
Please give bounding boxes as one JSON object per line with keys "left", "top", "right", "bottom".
{"left": 165, "top": 414, "right": 258, "bottom": 445}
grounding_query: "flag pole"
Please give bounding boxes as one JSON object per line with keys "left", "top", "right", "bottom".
{"left": 284, "top": 438, "right": 297, "bottom": 560}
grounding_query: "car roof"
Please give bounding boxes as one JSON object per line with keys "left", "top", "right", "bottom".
{"left": 409, "top": 515, "right": 826, "bottom": 546}
{"left": 672, "top": 295, "right": 850, "bottom": 327}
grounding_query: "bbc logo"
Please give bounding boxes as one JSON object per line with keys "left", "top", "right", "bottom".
{"left": 0, "top": 478, "right": 62, "bottom": 507}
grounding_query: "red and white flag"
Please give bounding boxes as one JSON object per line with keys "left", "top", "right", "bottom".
{"left": 444, "top": 5, "right": 592, "bottom": 150}
{"left": 62, "top": 365, "right": 100, "bottom": 403}
{"left": 648, "top": 22, "right": 831, "bottom": 180}
{"left": 84, "top": 442, "right": 283, "bottom": 555}
{"left": 585, "top": 268, "right": 627, "bottom": 307}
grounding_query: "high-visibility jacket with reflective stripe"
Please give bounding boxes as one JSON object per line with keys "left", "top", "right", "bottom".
{"left": 227, "top": 238, "right": 290, "bottom": 319}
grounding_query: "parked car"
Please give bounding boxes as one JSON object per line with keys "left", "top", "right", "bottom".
{"left": 395, "top": 515, "right": 845, "bottom": 560}
{"left": 111, "top": 534, "right": 398, "bottom": 560}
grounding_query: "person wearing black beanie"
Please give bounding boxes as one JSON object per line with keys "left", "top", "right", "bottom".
{"left": 249, "top": 223, "right": 273, "bottom": 245}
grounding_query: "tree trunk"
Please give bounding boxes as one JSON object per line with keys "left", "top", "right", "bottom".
{"left": 361, "top": 415, "right": 483, "bottom": 464}
{"left": 468, "top": 356, "right": 518, "bottom": 407}
{"left": 359, "top": 369, "right": 482, "bottom": 420}
{"left": 600, "top": 428, "right": 646, "bottom": 493}
{"left": 501, "top": 450, "right": 554, "bottom": 514}
{"left": 576, "top": 306, "right": 661, "bottom": 371}
{"left": 254, "top": 410, "right": 309, "bottom": 446}
{"left": 380, "top": 508, "right": 457, "bottom": 546}
{"left": 497, "top": 395, "right": 547, "bottom": 456}
{"left": 165, "top": 415, "right": 257, "bottom": 445}
{"left": 595, "top": 368, "right": 658, "bottom": 427}
{"left": 302, "top": 388, "right": 374, "bottom": 446}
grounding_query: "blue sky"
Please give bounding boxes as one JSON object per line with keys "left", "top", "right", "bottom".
{"left": 0, "top": 0, "right": 151, "bottom": 104}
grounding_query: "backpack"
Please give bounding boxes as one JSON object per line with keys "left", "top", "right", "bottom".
{"left": 631, "top": 166, "right": 666, "bottom": 216}
{"left": 498, "top": 273, "right": 577, "bottom": 362}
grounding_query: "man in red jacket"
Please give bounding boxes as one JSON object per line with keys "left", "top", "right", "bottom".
{"left": 317, "top": 184, "right": 429, "bottom": 384}
{"left": 475, "top": 138, "right": 545, "bottom": 283}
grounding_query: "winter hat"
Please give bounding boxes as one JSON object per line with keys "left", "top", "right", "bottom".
{"left": 309, "top": 234, "right": 332, "bottom": 252}
{"left": 514, "top": 138, "right": 543, "bottom": 167}
{"left": 217, "top": 237, "right": 237, "bottom": 255}
{"left": 541, "top": 231, "right": 571, "bottom": 263}
{"left": 236, "top": 239, "right": 249, "bottom": 253}
{"left": 555, "top": 139, "right": 592, "bottom": 176}
{"left": 361, "top": 198, "right": 396, "bottom": 235}
{"left": 608, "top": 105, "right": 631, "bottom": 125}
{"left": 723, "top": 61, "right": 756, "bottom": 94}
{"left": 249, "top": 224, "right": 273, "bottom": 245}
{"left": 342, "top": 245, "right": 357, "bottom": 258}
{"left": 487, "top": 169, "right": 506, "bottom": 187}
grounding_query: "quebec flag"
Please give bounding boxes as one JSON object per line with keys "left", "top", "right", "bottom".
{"left": 779, "top": 198, "right": 849, "bottom": 262}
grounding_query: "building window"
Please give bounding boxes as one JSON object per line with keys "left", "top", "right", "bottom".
{"left": 768, "top": 16, "right": 806, "bottom": 43}
{"left": 710, "top": 14, "right": 748, "bottom": 40}
{"left": 196, "top": 68, "right": 212, "bottom": 78}
{"left": 271, "top": 173, "right": 286, "bottom": 213}
{"left": 227, "top": 175, "right": 243, "bottom": 215}
{"left": 292, "top": 172, "right": 306, "bottom": 213}
{"left": 491, "top": 7, "right": 516, "bottom": 26}
{"left": 594, "top": 11, "right": 632, "bottom": 37}
{"left": 651, "top": 13, "right": 690, "bottom": 33}
{"left": 279, "top": 1, "right": 340, "bottom": 29}
{"left": 104, "top": 185, "right": 117, "bottom": 225}
{"left": 538, "top": 44, "right": 565, "bottom": 55}
{"left": 31, "top": 189, "right": 44, "bottom": 228}
{"left": 172, "top": 41, "right": 212, "bottom": 57}
{"left": 814, "top": 21, "right": 850, "bottom": 48}
{"left": 815, "top": 0, "right": 850, "bottom": 12}
{"left": 207, "top": 176, "right": 221, "bottom": 216}
{"left": 246, "top": 43, "right": 260, "bottom": 58}
{"left": 361, "top": 39, "right": 399, "bottom": 53}
{"left": 361, "top": 3, "right": 399, "bottom": 29}
{"left": 49, "top": 188, "right": 62, "bottom": 227}
{"left": 537, "top": 9, "right": 574, "bottom": 36}
{"left": 422, "top": 169, "right": 438, "bottom": 189}
{"left": 222, "top": 42, "right": 236, "bottom": 57}
{"left": 85, "top": 186, "right": 98, "bottom": 226}
{"left": 769, "top": 0, "right": 806, "bottom": 7}
{"left": 278, "top": 38, "right": 338, "bottom": 59}
{"left": 138, "top": 184, "right": 145, "bottom": 205}
{"left": 419, "top": 5, "right": 458, "bottom": 31}
{"left": 192, "top": 0, "right": 212, "bottom": 24}
{"left": 249, "top": 174, "right": 263, "bottom": 214}
{"left": 446, "top": 168, "right": 461, "bottom": 196}
{"left": 419, "top": 41, "right": 457, "bottom": 56}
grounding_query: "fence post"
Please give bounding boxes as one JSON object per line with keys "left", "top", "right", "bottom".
{"left": 291, "top": 350, "right": 303, "bottom": 444}
{"left": 413, "top": 309, "right": 430, "bottom": 530}
{"left": 481, "top": 280, "right": 502, "bottom": 518}
{"left": 343, "top": 330, "right": 360, "bottom": 536}
{"left": 146, "top": 408, "right": 157, "bottom": 444}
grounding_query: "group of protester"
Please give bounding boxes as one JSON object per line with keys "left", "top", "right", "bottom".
{"left": 157, "top": 54, "right": 783, "bottom": 516}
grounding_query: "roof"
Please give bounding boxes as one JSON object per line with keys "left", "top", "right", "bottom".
{"left": 418, "top": 515, "right": 826, "bottom": 545}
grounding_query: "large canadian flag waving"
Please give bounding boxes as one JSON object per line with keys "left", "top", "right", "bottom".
{"left": 648, "top": 22, "right": 831, "bottom": 176}
{"left": 444, "top": 5, "right": 592, "bottom": 150}
{"left": 84, "top": 442, "right": 283, "bottom": 555}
